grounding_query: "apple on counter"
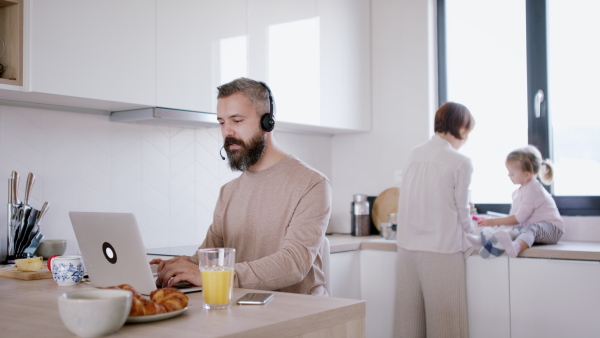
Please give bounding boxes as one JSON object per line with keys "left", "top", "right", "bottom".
{"left": 15, "top": 257, "right": 43, "bottom": 272}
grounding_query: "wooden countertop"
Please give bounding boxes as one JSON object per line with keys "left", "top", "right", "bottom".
{"left": 0, "top": 276, "right": 365, "bottom": 337}
{"left": 327, "top": 234, "right": 600, "bottom": 261}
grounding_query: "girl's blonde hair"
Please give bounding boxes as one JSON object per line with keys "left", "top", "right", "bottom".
{"left": 506, "top": 145, "right": 554, "bottom": 185}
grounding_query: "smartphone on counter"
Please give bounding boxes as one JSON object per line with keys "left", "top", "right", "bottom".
{"left": 236, "top": 293, "right": 274, "bottom": 305}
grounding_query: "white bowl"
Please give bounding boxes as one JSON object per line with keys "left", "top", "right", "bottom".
{"left": 35, "top": 239, "right": 67, "bottom": 259}
{"left": 58, "top": 289, "right": 132, "bottom": 337}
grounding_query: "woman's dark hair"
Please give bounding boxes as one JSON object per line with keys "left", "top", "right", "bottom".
{"left": 434, "top": 102, "right": 475, "bottom": 140}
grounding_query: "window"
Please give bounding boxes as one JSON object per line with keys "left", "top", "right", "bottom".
{"left": 438, "top": 0, "right": 600, "bottom": 215}
{"left": 546, "top": 0, "right": 600, "bottom": 196}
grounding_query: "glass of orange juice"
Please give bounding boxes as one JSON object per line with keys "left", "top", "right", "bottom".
{"left": 198, "top": 248, "right": 235, "bottom": 310}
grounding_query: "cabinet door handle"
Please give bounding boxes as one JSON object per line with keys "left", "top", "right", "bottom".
{"left": 534, "top": 89, "right": 544, "bottom": 118}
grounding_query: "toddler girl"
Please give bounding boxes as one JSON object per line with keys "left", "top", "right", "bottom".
{"left": 474, "top": 145, "right": 565, "bottom": 257}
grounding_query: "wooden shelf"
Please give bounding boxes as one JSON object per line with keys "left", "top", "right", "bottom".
{"left": 0, "top": 0, "right": 19, "bottom": 8}
{"left": 0, "top": 0, "right": 23, "bottom": 86}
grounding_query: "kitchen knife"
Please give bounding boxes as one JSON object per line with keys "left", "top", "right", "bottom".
{"left": 16, "top": 172, "right": 36, "bottom": 253}
{"left": 13, "top": 172, "right": 36, "bottom": 257}
{"left": 6, "top": 177, "right": 15, "bottom": 259}
{"left": 16, "top": 208, "right": 39, "bottom": 256}
{"left": 22, "top": 230, "right": 44, "bottom": 257}
{"left": 11, "top": 171, "right": 19, "bottom": 206}
{"left": 23, "top": 172, "right": 34, "bottom": 206}
{"left": 33, "top": 201, "right": 49, "bottom": 232}
{"left": 14, "top": 208, "right": 31, "bottom": 255}
{"left": 22, "top": 202, "right": 49, "bottom": 250}
{"left": 7, "top": 177, "right": 12, "bottom": 217}
{"left": 10, "top": 171, "right": 21, "bottom": 247}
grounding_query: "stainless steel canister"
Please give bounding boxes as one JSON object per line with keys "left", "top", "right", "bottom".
{"left": 351, "top": 194, "right": 370, "bottom": 236}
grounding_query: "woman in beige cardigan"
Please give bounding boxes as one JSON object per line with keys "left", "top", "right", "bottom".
{"left": 394, "top": 102, "right": 476, "bottom": 337}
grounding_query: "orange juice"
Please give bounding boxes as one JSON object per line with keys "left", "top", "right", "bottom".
{"left": 201, "top": 267, "right": 234, "bottom": 307}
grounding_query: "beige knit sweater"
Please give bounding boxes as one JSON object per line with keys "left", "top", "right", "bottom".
{"left": 192, "top": 155, "right": 332, "bottom": 296}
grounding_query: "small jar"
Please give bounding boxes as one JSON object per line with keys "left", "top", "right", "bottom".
{"left": 380, "top": 222, "right": 393, "bottom": 240}
{"left": 380, "top": 213, "right": 397, "bottom": 240}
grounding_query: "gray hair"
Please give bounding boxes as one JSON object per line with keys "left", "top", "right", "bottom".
{"left": 217, "top": 77, "right": 275, "bottom": 117}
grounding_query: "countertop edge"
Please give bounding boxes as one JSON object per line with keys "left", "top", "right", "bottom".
{"left": 327, "top": 235, "right": 600, "bottom": 261}
{"left": 227, "top": 300, "right": 366, "bottom": 338}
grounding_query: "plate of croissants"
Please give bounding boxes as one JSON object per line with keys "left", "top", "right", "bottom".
{"left": 105, "top": 284, "right": 189, "bottom": 323}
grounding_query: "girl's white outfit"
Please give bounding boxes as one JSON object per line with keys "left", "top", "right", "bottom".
{"left": 394, "top": 135, "right": 474, "bottom": 338}
{"left": 510, "top": 179, "right": 564, "bottom": 247}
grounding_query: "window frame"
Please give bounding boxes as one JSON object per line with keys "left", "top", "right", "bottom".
{"left": 437, "top": 0, "right": 600, "bottom": 216}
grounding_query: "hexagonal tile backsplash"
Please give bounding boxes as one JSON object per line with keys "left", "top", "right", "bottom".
{"left": 0, "top": 104, "right": 239, "bottom": 257}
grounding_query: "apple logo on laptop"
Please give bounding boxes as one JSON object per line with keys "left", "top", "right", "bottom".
{"left": 102, "top": 242, "right": 118, "bottom": 264}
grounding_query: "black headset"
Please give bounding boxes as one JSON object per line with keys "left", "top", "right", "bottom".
{"left": 258, "top": 81, "right": 275, "bottom": 132}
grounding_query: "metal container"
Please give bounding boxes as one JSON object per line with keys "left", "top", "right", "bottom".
{"left": 351, "top": 194, "right": 370, "bottom": 236}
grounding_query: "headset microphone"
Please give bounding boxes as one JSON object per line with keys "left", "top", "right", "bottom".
{"left": 220, "top": 146, "right": 226, "bottom": 160}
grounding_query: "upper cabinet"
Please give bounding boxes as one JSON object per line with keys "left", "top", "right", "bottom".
{"left": 0, "top": 0, "right": 23, "bottom": 86}
{"left": 247, "top": 0, "right": 371, "bottom": 132}
{"left": 28, "top": 0, "right": 155, "bottom": 105}
{"left": 1, "top": 0, "right": 370, "bottom": 133}
{"left": 158, "top": 0, "right": 371, "bottom": 132}
{"left": 247, "top": 0, "right": 319, "bottom": 126}
{"left": 156, "top": 0, "right": 247, "bottom": 113}
{"left": 318, "top": 0, "right": 371, "bottom": 132}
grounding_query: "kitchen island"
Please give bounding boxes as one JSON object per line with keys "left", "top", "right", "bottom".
{"left": 0, "top": 276, "right": 365, "bottom": 337}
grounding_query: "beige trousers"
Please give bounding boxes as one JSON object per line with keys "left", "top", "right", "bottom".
{"left": 394, "top": 247, "right": 468, "bottom": 338}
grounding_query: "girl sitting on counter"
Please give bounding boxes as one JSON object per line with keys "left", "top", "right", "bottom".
{"left": 471, "top": 145, "right": 565, "bottom": 258}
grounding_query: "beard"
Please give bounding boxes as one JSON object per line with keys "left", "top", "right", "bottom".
{"left": 224, "top": 132, "right": 266, "bottom": 172}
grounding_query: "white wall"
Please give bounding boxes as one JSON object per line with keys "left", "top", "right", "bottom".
{"left": 328, "top": 0, "right": 437, "bottom": 233}
{"left": 0, "top": 105, "right": 332, "bottom": 257}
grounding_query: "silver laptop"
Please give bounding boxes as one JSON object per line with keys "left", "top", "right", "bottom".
{"left": 69, "top": 211, "right": 201, "bottom": 294}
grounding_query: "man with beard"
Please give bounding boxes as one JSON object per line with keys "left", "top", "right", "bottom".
{"left": 151, "top": 78, "right": 332, "bottom": 296}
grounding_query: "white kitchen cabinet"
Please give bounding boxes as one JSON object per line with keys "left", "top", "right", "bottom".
{"left": 247, "top": 0, "right": 318, "bottom": 125}
{"left": 466, "top": 255, "right": 510, "bottom": 338}
{"left": 330, "top": 250, "right": 361, "bottom": 299}
{"left": 247, "top": 0, "right": 371, "bottom": 132}
{"left": 4, "top": 0, "right": 369, "bottom": 133}
{"left": 360, "top": 249, "right": 396, "bottom": 338}
{"left": 156, "top": 0, "right": 247, "bottom": 113}
{"left": 28, "top": 0, "right": 155, "bottom": 105}
{"left": 509, "top": 258, "right": 600, "bottom": 338}
{"left": 318, "top": 0, "right": 371, "bottom": 132}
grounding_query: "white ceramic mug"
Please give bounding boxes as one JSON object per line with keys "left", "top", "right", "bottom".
{"left": 51, "top": 255, "right": 85, "bottom": 286}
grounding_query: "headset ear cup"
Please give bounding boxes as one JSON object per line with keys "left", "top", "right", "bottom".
{"left": 261, "top": 113, "right": 275, "bottom": 132}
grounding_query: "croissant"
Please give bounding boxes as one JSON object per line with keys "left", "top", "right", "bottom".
{"left": 130, "top": 293, "right": 167, "bottom": 316}
{"left": 105, "top": 284, "right": 167, "bottom": 316}
{"left": 108, "top": 284, "right": 139, "bottom": 295}
{"left": 150, "top": 287, "right": 189, "bottom": 312}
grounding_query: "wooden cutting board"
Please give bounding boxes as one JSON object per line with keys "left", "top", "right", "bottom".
{"left": 0, "top": 265, "right": 52, "bottom": 280}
